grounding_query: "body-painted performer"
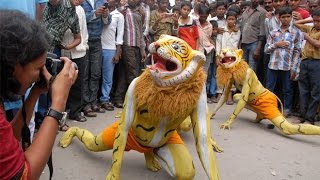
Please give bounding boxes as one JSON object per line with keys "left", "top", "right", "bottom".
{"left": 60, "top": 35, "right": 220, "bottom": 180}
{"left": 211, "top": 48, "right": 320, "bottom": 135}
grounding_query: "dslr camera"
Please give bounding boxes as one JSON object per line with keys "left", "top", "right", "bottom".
{"left": 46, "top": 52, "right": 78, "bottom": 75}
{"left": 38, "top": 53, "right": 78, "bottom": 84}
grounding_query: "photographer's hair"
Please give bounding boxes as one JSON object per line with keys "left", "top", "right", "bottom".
{"left": 226, "top": 10, "right": 238, "bottom": 19}
{"left": 181, "top": 1, "right": 193, "bottom": 9}
{"left": 311, "top": 7, "right": 320, "bottom": 17}
{"left": 0, "top": 10, "right": 51, "bottom": 100}
{"left": 198, "top": 4, "right": 210, "bottom": 15}
{"left": 278, "top": 6, "right": 292, "bottom": 17}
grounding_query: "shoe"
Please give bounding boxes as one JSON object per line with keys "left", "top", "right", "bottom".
{"left": 101, "top": 102, "right": 114, "bottom": 111}
{"left": 83, "top": 108, "right": 97, "bottom": 117}
{"left": 113, "top": 102, "right": 123, "bottom": 108}
{"left": 283, "top": 109, "right": 291, "bottom": 118}
{"left": 69, "top": 114, "right": 87, "bottom": 122}
{"left": 211, "top": 97, "right": 219, "bottom": 103}
{"left": 59, "top": 123, "right": 70, "bottom": 132}
{"left": 92, "top": 105, "right": 106, "bottom": 113}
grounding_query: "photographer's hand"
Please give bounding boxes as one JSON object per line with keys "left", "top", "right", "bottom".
{"left": 50, "top": 57, "right": 78, "bottom": 112}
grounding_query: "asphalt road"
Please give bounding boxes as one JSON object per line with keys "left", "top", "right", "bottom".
{"left": 40, "top": 103, "right": 320, "bottom": 180}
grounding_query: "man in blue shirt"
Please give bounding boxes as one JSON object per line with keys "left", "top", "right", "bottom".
{"left": 81, "top": 0, "right": 110, "bottom": 117}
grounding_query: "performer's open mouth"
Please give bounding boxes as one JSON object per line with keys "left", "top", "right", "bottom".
{"left": 222, "top": 56, "right": 236, "bottom": 64}
{"left": 149, "top": 54, "right": 178, "bottom": 72}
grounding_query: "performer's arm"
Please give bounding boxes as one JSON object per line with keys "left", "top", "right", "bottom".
{"left": 191, "top": 86, "right": 219, "bottom": 180}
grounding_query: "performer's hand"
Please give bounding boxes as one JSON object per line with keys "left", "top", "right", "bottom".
{"left": 220, "top": 121, "right": 232, "bottom": 130}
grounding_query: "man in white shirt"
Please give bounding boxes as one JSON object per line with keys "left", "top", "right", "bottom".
{"left": 100, "top": 0, "right": 124, "bottom": 111}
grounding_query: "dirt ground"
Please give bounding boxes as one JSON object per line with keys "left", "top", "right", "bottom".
{"left": 40, "top": 103, "right": 320, "bottom": 180}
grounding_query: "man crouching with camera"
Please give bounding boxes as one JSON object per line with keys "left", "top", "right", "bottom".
{"left": 0, "top": 10, "right": 78, "bottom": 180}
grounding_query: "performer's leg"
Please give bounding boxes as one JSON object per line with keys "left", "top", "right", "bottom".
{"left": 233, "top": 93, "right": 264, "bottom": 123}
{"left": 272, "top": 116, "right": 320, "bottom": 135}
{"left": 60, "top": 127, "right": 111, "bottom": 151}
{"left": 154, "top": 144, "right": 195, "bottom": 179}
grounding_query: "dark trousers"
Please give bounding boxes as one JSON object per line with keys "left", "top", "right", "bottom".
{"left": 82, "top": 40, "right": 102, "bottom": 109}
{"left": 113, "top": 46, "right": 141, "bottom": 103}
{"left": 266, "top": 69, "right": 293, "bottom": 111}
{"left": 67, "top": 56, "right": 85, "bottom": 117}
{"left": 299, "top": 59, "right": 320, "bottom": 121}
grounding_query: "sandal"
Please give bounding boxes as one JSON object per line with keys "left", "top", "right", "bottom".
{"left": 83, "top": 108, "right": 97, "bottom": 117}
{"left": 59, "top": 123, "right": 70, "bottom": 132}
{"left": 226, "top": 101, "right": 234, "bottom": 105}
{"left": 69, "top": 114, "right": 87, "bottom": 122}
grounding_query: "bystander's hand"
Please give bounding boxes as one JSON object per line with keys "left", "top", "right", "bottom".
{"left": 217, "top": 27, "right": 225, "bottom": 34}
{"left": 290, "top": 71, "right": 296, "bottom": 80}
{"left": 266, "top": 11, "right": 273, "bottom": 19}
{"left": 275, "top": 39, "right": 289, "bottom": 48}
{"left": 96, "top": 6, "right": 108, "bottom": 17}
{"left": 253, "top": 48, "right": 261, "bottom": 61}
{"left": 292, "top": 11, "right": 302, "bottom": 20}
{"left": 113, "top": 53, "right": 121, "bottom": 64}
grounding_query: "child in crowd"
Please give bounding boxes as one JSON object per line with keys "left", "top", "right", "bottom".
{"left": 211, "top": 0, "right": 227, "bottom": 33}
{"left": 215, "top": 10, "right": 241, "bottom": 105}
{"left": 172, "top": 5, "right": 181, "bottom": 17}
{"left": 294, "top": 9, "right": 320, "bottom": 124}
{"left": 207, "top": 20, "right": 219, "bottom": 104}
{"left": 265, "top": 7, "right": 302, "bottom": 117}
{"left": 177, "top": 1, "right": 199, "bottom": 49}
{"left": 197, "top": 4, "right": 215, "bottom": 72}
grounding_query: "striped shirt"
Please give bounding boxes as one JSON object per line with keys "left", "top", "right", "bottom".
{"left": 264, "top": 26, "right": 302, "bottom": 73}
{"left": 122, "top": 6, "right": 145, "bottom": 49}
{"left": 44, "top": 0, "right": 80, "bottom": 51}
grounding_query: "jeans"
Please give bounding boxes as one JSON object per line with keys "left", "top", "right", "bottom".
{"left": 266, "top": 69, "right": 293, "bottom": 111}
{"left": 207, "top": 62, "right": 217, "bottom": 96}
{"left": 82, "top": 40, "right": 102, "bottom": 109}
{"left": 242, "top": 41, "right": 258, "bottom": 72}
{"left": 298, "top": 59, "right": 320, "bottom": 121}
{"left": 100, "top": 49, "right": 116, "bottom": 103}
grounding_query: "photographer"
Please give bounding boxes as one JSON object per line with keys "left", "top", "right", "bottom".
{"left": 0, "top": 10, "right": 77, "bottom": 180}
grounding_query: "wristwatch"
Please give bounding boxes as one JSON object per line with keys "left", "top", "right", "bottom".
{"left": 46, "top": 108, "right": 67, "bottom": 125}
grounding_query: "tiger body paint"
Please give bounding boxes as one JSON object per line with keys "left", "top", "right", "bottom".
{"left": 60, "top": 35, "right": 220, "bottom": 180}
{"left": 211, "top": 49, "right": 320, "bottom": 136}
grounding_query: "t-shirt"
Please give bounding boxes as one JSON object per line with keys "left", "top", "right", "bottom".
{"left": 0, "top": 0, "right": 48, "bottom": 18}
{"left": 295, "top": 8, "right": 310, "bottom": 19}
{"left": 0, "top": 108, "right": 26, "bottom": 179}
{"left": 178, "top": 18, "right": 199, "bottom": 50}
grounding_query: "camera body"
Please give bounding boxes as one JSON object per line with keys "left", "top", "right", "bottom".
{"left": 46, "top": 56, "right": 64, "bottom": 76}
{"left": 38, "top": 53, "right": 78, "bottom": 85}
{"left": 104, "top": 2, "right": 108, "bottom": 9}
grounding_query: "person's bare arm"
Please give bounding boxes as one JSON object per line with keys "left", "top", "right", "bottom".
{"left": 64, "top": 33, "right": 81, "bottom": 50}
{"left": 36, "top": 3, "right": 46, "bottom": 22}
{"left": 304, "top": 33, "right": 320, "bottom": 48}
{"left": 24, "top": 58, "right": 77, "bottom": 180}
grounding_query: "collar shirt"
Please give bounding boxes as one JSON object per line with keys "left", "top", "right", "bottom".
{"left": 241, "top": 5, "right": 267, "bottom": 44}
{"left": 101, "top": 9, "right": 125, "bottom": 50}
{"left": 264, "top": 26, "right": 302, "bottom": 73}
{"left": 216, "top": 26, "right": 241, "bottom": 55}
{"left": 44, "top": 0, "right": 80, "bottom": 51}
